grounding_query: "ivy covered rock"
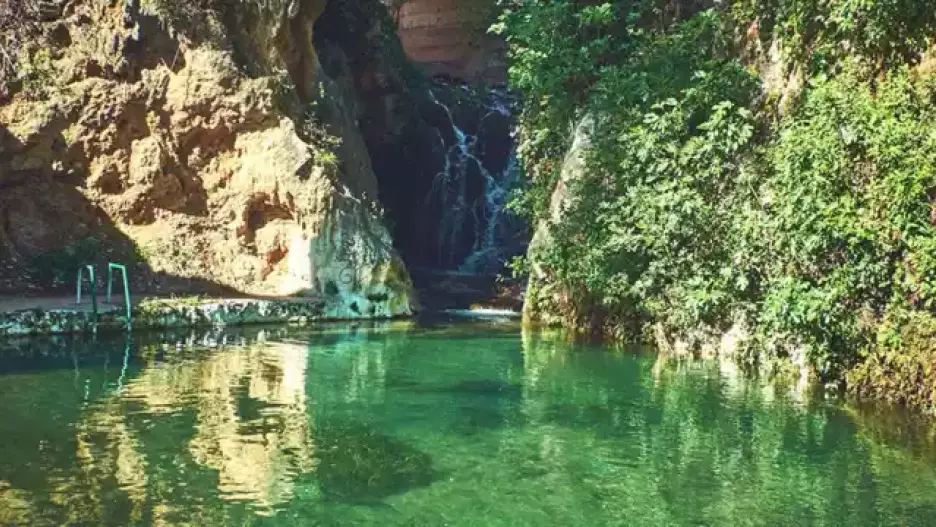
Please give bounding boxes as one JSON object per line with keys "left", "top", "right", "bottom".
{"left": 501, "top": 0, "right": 936, "bottom": 402}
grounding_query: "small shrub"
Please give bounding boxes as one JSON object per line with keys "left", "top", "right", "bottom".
{"left": 28, "top": 237, "right": 101, "bottom": 289}
{"left": 139, "top": 0, "right": 216, "bottom": 27}
{"left": 301, "top": 104, "right": 342, "bottom": 174}
{"left": 731, "top": 0, "right": 936, "bottom": 73}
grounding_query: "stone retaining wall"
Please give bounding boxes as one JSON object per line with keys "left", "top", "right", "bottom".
{"left": 0, "top": 297, "right": 387, "bottom": 337}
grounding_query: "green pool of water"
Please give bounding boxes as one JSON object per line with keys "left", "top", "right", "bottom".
{"left": 1, "top": 320, "right": 935, "bottom": 526}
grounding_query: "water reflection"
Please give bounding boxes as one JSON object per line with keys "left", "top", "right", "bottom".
{"left": 1, "top": 322, "right": 936, "bottom": 525}
{"left": 45, "top": 339, "right": 317, "bottom": 522}
{"left": 132, "top": 341, "right": 314, "bottom": 513}
{"left": 517, "top": 329, "right": 936, "bottom": 526}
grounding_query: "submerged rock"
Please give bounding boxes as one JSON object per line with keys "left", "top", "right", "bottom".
{"left": 447, "top": 379, "right": 522, "bottom": 397}
{"left": 452, "top": 404, "right": 520, "bottom": 436}
{"left": 401, "top": 379, "right": 523, "bottom": 398}
{"left": 314, "top": 422, "right": 439, "bottom": 503}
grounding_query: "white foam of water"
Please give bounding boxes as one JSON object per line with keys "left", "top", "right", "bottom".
{"left": 441, "top": 308, "right": 522, "bottom": 319}
{"left": 425, "top": 88, "right": 523, "bottom": 274}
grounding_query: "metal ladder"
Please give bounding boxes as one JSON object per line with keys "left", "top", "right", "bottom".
{"left": 76, "top": 263, "right": 132, "bottom": 324}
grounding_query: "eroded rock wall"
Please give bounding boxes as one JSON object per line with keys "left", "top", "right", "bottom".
{"left": 524, "top": 115, "right": 595, "bottom": 328}
{"left": 394, "top": 0, "right": 506, "bottom": 83}
{"left": 0, "top": 0, "right": 413, "bottom": 318}
{"left": 315, "top": 0, "right": 520, "bottom": 272}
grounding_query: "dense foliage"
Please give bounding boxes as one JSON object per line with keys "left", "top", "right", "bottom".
{"left": 499, "top": 0, "right": 936, "bottom": 398}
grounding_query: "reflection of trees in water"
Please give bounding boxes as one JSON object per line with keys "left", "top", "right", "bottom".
{"left": 517, "top": 327, "right": 936, "bottom": 525}
{"left": 4, "top": 326, "right": 936, "bottom": 524}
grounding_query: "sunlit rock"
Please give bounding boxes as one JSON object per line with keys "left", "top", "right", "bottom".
{"left": 0, "top": 0, "right": 415, "bottom": 313}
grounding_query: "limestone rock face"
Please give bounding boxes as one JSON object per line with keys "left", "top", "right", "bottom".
{"left": 0, "top": 0, "right": 414, "bottom": 317}
{"left": 524, "top": 115, "right": 595, "bottom": 325}
{"left": 394, "top": 0, "right": 505, "bottom": 83}
{"left": 315, "top": 0, "right": 520, "bottom": 272}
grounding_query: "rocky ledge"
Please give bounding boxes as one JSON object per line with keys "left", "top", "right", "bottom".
{"left": 0, "top": 295, "right": 410, "bottom": 337}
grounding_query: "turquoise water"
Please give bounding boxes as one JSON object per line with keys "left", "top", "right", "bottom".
{"left": 1, "top": 320, "right": 936, "bottom": 526}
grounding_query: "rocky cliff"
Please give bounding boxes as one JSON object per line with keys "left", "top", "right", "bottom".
{"left": 0, "top": 0, "right": 416, "bottom": 318}
{"left": 0, "top": 0, "right": 523, "bottom": 316}
{"left": 314, "top": 0, "right": 522, "bottom": 274}
{"left": 394, "top": 0, "right": 505, "bottom": 83}
{"left": 524, "top": 116, "right": 594, "bottom": 328}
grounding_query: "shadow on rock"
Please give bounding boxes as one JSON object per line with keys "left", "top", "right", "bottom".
{"left": 0, "top": 122, "right": 239, "bottom": 297}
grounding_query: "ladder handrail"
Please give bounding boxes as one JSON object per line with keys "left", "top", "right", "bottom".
{"left": 76, "top": 265, "right": 98, "bottom": 319}
{"left": 106, "top": 263, "right": 132, "bottom": 325}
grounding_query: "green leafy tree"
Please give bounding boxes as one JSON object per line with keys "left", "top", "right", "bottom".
{"left": 501, "top": 0, "right": 936, "bottom": 398}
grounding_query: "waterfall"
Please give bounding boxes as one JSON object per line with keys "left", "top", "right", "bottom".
{"left": 424, "top": 86, "right": 525, "bottom": 275}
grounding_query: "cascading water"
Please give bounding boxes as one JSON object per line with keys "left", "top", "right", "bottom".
{"left": 424, "top": 86, "right": 527, "bottom": 275}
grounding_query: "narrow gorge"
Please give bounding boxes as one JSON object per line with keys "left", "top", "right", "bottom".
{"left": 0, "top": 0, "right": 525, "bottom": 317}
{"left": 6, "top": 2, "right": 936, "bottom": 524}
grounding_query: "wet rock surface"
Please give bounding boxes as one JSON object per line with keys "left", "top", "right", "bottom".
{"left": 0, "top": 296, "right": 340, "bottom": 337}
{"left": 411, "top": 269, "right": 524, "bottom": 312}
{"left": 315, "top": 3, "right": 523, "bottom": 274}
